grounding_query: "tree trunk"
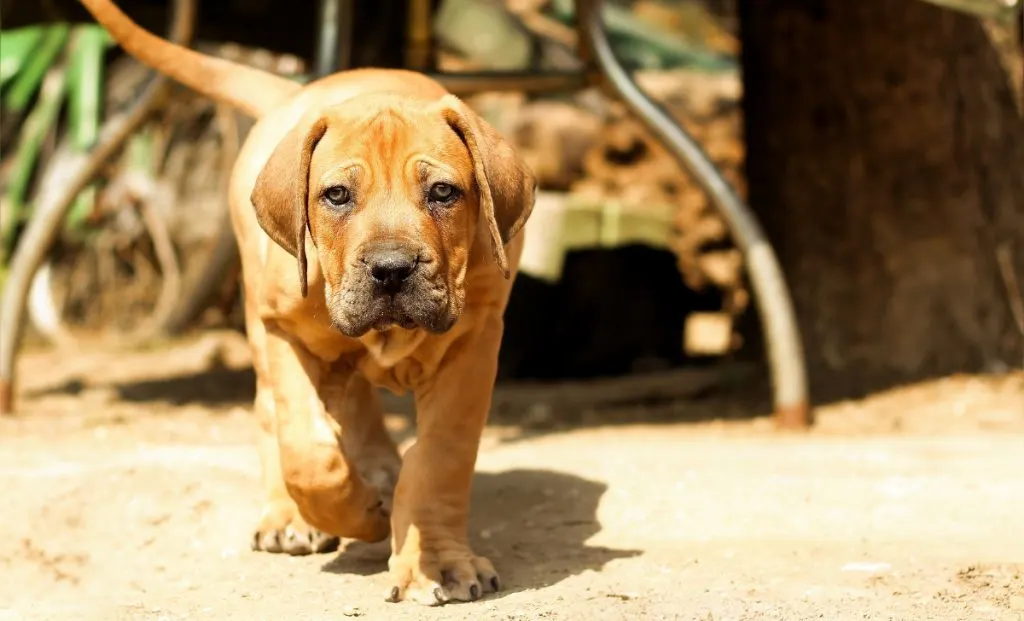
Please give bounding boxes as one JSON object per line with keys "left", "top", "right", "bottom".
{"left": 738, "top": 0, "right": 1024, "bottom": 402}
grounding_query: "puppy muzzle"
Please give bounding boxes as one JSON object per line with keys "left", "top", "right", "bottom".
{"left": 328, "top": 241, "right": 456, "bottom": 337}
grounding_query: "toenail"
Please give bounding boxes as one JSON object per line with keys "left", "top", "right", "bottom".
{"left": 433, "top": 587, "right": 447, "bottom": 604}
{"left": 491, "top": 576, "right": 501, "bottom": 591}
{"left": 387, "top": 586, "right": 400, "bottom": 602}
{"left": 470, "top": 583, "right": 480, "bottom": 600}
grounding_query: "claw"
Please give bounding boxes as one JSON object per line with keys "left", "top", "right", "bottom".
{"left": 386, "top": 586, "right": 401, "bottom": 603}
{"left": 389, "top": 551, "right": 499, "bottom": 605}
{"left": 252, "top": 508, "right": 338, "bottom": 556}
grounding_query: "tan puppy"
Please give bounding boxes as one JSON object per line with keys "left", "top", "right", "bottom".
{"left": 80, "top": 0, "right": 534, "bottom": 605}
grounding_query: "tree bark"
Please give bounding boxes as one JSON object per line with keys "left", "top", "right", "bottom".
{"left": 738, "top": 0, "right": 1024, "bottom": 401}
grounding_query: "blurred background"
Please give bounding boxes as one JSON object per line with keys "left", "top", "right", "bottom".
{"left": 1, "top": 0, "right": 1021, "bottom": 414}
{"left": 1, "top": 3, "right": 1023, "bottom": 619}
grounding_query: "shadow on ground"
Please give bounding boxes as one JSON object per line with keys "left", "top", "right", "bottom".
{"left": 26, "top": 364, "right": 257, "bottom": 407}
{"left": 320, "top": 468, "right": 639, "bottom": 595}
{"left": 113, "top": 366, "right": 257, "bottom": 405}
{"left": 26, "top": 358, "right": 771, "bottom": 446}
{"left": 21, "top": 328, "right": 772, "bottom": 448}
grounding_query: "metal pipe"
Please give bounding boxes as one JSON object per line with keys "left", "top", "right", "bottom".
{"left": 574, "top": 0, "right": 810, "bottom": 427}
{"left": 313, "top": 0, "right": 354, "bottom": 77}
{"left": 0, "top": 0, "right": 197, "bottom": 415}
{"left": 406, "top": 0, "right": 433, "bottom": 71}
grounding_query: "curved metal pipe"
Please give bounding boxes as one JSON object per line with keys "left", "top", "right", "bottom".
{"left": 575, "top": 0, "right": 810, "bottom": 427}
{"left": 0, "top": 0, "right": 197, "bottom": 415}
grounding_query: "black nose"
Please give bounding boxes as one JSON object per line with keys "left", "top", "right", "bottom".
{"left": 367, "top": 249, "right": 417, "bottom": 293}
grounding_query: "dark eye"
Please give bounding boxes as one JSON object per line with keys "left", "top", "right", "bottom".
{"left": 428, "top": 182, "right": 459, "bottom": 204}
{"left": 323, "top": 185, "right": 351, "bottom": 207}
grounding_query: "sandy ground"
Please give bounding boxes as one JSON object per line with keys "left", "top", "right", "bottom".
{"left": 1, "top": 332, "right": 1023, "bottom": 621}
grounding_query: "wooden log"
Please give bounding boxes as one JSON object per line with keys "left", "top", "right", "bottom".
{"left": 697, "top": 249, "right": 744, "bottom": 290}
{"left": 528, "top": 63, "right": 752, "bottom": 359}
{"left": 512, "top": 100, "right": 602, "bottom": 191}
{"left": 684, "top": 311, "right": 735, "bottom": 356}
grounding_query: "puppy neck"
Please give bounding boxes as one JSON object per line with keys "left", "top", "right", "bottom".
{"left": 359, "top": 327, "right": 427, "bottom": 369}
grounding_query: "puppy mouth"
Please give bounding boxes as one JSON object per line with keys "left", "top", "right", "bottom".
{"left": 332, "top": 288, "right": 454, "bottom": 337}
{"left": 369, "top": 297, "right": 418, "bottom": 331}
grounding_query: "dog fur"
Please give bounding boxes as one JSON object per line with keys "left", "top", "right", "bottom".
{"left": 80, "top": 0, "right": 535, "bottom": 605}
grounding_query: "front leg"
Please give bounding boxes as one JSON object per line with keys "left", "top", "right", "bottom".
{"left": 263, "top": 324, "right": 391, "bottom": 543}
{"left": 387, "top": 313, "right": 503, "bottom": 605}
{"left": 320, "top": 369, "right": 402, "bottom": 517}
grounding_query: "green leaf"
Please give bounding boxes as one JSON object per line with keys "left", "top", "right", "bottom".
{"left": 67, "top": 25, "right": 110, "bottom": 151}
{"left": 0, "top": 26, "right": 46, "bottom": 87}
{"left": 547, "top": 0, "right": 736, "bottom": 72}
{"left": 65, "top": 25, "right": 111, "bottom": 231}
{"left": 126, "top": 126, "right": 155, "bottom": 172}
{"left": 0, "top": 63, "right": 69, "bottom": 263}
{"left": 3, "top": 24, "right": 70, "bottom": 113}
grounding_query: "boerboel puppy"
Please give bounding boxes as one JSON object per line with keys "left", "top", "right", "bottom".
{"left": 80, "top": 0, "right": 534, "bottom": 605}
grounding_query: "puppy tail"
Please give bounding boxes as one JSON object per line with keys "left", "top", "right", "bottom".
{"left": 79, "top": 0, "right": 301, "bottom": 118}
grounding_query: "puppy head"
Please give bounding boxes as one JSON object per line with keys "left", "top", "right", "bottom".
{"left": 250, "top": 93, "right": 535, "bottom": 337}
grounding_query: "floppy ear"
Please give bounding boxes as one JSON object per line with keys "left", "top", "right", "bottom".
{"left": 436, "top": 95, "right": 536, "bottom": 278}
{"left": 250, "top": 115, "right": 328, "bottom": 297}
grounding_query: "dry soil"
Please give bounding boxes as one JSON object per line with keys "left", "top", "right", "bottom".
{"left": 1, "top": 332, "right": 1022, "bottom": 621}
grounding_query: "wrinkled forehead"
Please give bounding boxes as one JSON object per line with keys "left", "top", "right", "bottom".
{"left": 310, "top": 101, "right": 474, "bottom": 183}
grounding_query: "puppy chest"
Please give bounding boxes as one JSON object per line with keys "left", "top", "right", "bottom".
{"left": 356, "top": 356, "right": 425, "bottom": 396}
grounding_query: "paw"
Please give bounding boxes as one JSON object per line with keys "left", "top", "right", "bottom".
{"left": 386, "top": 547, "right": 500, "bottom": 606}
{"left": 251, "top": 500, "right": 339, "bottom": 556}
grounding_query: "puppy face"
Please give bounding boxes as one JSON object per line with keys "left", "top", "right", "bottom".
{"left": 309, "top": 101, "right": 476, "bottom": 336}
{"left": 249, "top": 94, "right": 535, "bottom": 338}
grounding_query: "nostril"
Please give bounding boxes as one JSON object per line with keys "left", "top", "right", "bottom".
{"left": 395, "top": 262, "right": 415, "bottom": 281}
{"left": 363, "top": 245, "right": 420, "bottom": 292}
{"left": 371, "top": 264, "right": 413, "bottom": 283}
{"left": 369, "top": 255, "right": 416, "bottom": 288}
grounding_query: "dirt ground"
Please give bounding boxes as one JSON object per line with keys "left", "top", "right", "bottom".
{"left": 1, "top": 331, "right": 1022, "bottom": 621}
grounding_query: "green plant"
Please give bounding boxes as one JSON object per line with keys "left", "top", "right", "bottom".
{"left": 0, "top": 23, "right": 113, "bottom": 265}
